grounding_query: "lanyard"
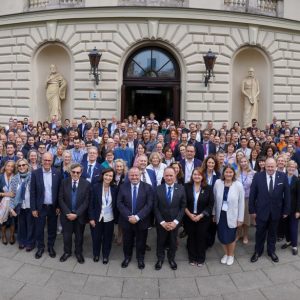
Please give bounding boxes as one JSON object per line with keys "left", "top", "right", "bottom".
{"left": 104, "top": 189, "right": 110, "bottom": 206}
{"left": 193, "top": 185, "right": 201, "bottom": 212}
{"left": 206, "top": 172, "right": 213, "bottom": 185}
{"left": 240, "top": 172, "right": 248, "bottom": 185}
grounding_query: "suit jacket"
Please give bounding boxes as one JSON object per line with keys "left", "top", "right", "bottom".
{"left": 184, "top": 183, "right": 214, "bottom": 220}
{"left": 288, "top": 175, "right": 300, "bottom": 213}
{"left": 117, "top": 181, "right": 153, "bottom": 230}
{"left": 59, "top": 177, "right": 91, "bottom": 224}
{"left": 78, "top": 123, "right": 88, "bottom": 139}
{"left": 249, "top": 171, "right": 290, "bottom": 221}
{"left": 200, "top": 141, "right": 216, "bottom": 160}
{"left": 154, "top": 183, "right": 186, "bottom": 224}
{"left": 213, "top": 179, "right": 245, "bottom": 228}
{"left": 89, "top": 183, "right": 118, "bottom": 222}
{"left": 81, "top": 161, "right": 102, "bottom": 184}
{"left": 180, "top": 158, "right": 202, "bottom": 177}
{"left": 30, "top": 167, "right": 61, "bottom": 212}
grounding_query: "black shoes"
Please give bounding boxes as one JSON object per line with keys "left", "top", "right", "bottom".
{"left": 76, "top": 254, "right": 85, "bottom": 264}
{"left": 250, "top": 252, "right": 260, "bottom": 263}
{"left": 292, "top": 248, "right": 298, "bottom": 255}
{"left": 48, "top": 247, "right": 56, "bottom": 258}
{"left": 103, "top": 257, "right": 109, "bottom": 264}
{"left": 145, "top": 244, "right": 151, "bottom": 251}
{"left": 155, "top": 260, "right": 163, "bottom": 270}
{"left": 93, "top": 256, "right": 99, "bottom": 262}
{"left": 138, "top": 260, "right": 145, "bottom": 269}
{"left": 35, "top": 248, "right": 44, "bottom": 259}
{"left": 268, "top": 252, "right": 279, "bottom": 263}
{"left": 121, "top": 258, "right": 131, "bottom": 268}
{"left": 60, "top": 253, "right": 71, "bottom": 262}
{"left": 169, "top": 260, "right": 177, "bottom": 270}
{"left": 281, "top": 242, "right": 291, "bottom": 249}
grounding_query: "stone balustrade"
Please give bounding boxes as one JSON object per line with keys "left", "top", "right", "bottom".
{"left": 28, "top": 0, "right": 84, "bottom": 10}
{"left": 224, "top": 0, "right": 283, "bottom": 17}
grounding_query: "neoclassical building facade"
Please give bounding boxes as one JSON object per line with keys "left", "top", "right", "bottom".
{"left": 0, "top": 0, "right": 300, "bottom": 127}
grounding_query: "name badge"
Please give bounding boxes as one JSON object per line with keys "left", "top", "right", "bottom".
{"left": 222, "top": 202, "right": 228, "bottom": 212}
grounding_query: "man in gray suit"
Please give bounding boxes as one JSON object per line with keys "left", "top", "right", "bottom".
{"left": 154, "top": 167, "right": 186, "bottom": 270}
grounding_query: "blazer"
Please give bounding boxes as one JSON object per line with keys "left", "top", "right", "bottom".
{"left": 213, "top": 179, "right": 245, "bottom": 228}
{"left": 249, "top": 171, "right": 290, "bottom": 221}
{"left": 180, "top": 158, "right": 202, "bottom": 177}
{"left": 117, "top": 181, "right": 153, "bottom": 230}
{"left": 289, "top": 175, "right": 300, "bottom": 213}
{"left": 154, "top": 183, "right": 186, "bottom": 224}
{"left": 184, "top": 182, "right": 214, "bottom": 218}
{"left": 30, "top": 167, "right": 61, "bottom": 212}
{"left": 78, "top": 123, "right": 88, "bottom": 139}
{"left": 199, "top": 141, "right": 216, "bottom": 161}
{"left": 58, "top": 177, "right": 91, "bottom": 224}
{"left": 124, "top": 169, "right": 157, "bottom": 189}
{"left": 81, "top": 161, "right": 102, "bottom": 184}
{"left": 88, "top": 183, "right": 118, "bottom": 222}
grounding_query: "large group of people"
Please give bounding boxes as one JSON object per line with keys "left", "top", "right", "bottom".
{"left": 0, "top": 114, "right": 299, "bottom": 270}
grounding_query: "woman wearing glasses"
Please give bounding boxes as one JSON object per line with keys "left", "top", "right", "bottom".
{"left": 9, "top": 159, "right": 35, "bottom": 251}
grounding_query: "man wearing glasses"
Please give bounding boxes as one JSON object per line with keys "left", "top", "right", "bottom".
{"left": 30, "top": 152, "right": 61, "bottom": 259}
{"left": 59, "top": 163, "right": 90, "bottom": 264}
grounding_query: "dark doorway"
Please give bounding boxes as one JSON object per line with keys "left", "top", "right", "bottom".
{"left": 122, "top": 47, "right": 180, "bottom": 123}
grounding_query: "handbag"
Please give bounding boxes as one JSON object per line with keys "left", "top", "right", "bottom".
{"left": 0, "top": 197, "right": 11, "bottom": 224}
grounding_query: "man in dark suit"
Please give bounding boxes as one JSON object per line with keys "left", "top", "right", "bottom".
{"left": 249, "top": 157, "right": 290, "bottom": 263}
{"left": 81, "top": 146, "right": 102, "bottom": 184}
{"left": 200, "top": 129, "right": 216, "bottom": 160}
{"left": 136, "top": 155, "right": 157, "bottom": 188}
{"left": 180, "top": 145, "right": 202, "bottom": 183}
{"left": 117, "top": 167, "right": 153, "bottom": 269}
{"left": 30, "top": 152, "right": 61, "bottom": 259}
{"left": 154, "top": 167, "right": 186, "bottom": 270}
{"left": 78, "top": 115, "right": 88, "bottom": 139}
{"left": 59, "top": 163, "right": 90, "bottom": 264}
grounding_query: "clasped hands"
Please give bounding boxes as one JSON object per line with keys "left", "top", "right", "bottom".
{"left": 66, "top": 213, "right": 77, "bottom": 221}
{"left": 190, "top": 213, "right": 203, "bottom": 222}
{"left": 128, "top": 215, "right": 138, "bottom": 224}
{"left": 161, "top": 221, "right": 177, "bottom": 231}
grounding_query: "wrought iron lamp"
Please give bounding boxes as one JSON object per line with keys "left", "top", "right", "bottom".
{"left": 88, "top": 47, "right": 102, "bottom": 85}
{"left": 203, "top": 49, "right": 217, "bottom": 87}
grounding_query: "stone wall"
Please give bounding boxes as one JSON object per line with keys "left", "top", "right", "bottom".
{"left": 0, "top": 10, "right": 300, "bottom": 127}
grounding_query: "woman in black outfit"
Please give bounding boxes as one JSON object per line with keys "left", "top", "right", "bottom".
{"left": 184, "top": 167, "right": 214, "bottom": 266}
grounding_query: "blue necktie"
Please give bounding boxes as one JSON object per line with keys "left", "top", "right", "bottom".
{"left": 71, "top": 182, "right": 77, "bottom": 212}
{"left": 87, "top": 164, "right": 92, "bottom": 178}
{"left": 167, "top": 186, "right": 172, "bottom": 205}
{"left": 132, "top": 185, "right": 137, "bottom": 215}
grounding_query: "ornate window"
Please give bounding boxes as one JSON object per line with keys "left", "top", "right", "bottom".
{"left": 124, "top": 47, "right": 179, "bottom": 80}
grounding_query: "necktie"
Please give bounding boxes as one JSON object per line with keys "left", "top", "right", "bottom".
{"left": 204, "top": 142, "right": 207, "bottom": 155}
{"left": 142, "top": 171, "right": 146, "bottom": 183}
{"left": 87, "top": 164, "right": 92, "bottom": 178}
{"left": 167, "top": 186, "right": 172, "bottom": 205}
{"left": 268, "top": 176, "right": 273, "bottom": 194}
{"left": 132, "top": 185, "right": 137, "bottom": 215}
{"left": 71, "top": 182, "right": 77, "bottom": 212}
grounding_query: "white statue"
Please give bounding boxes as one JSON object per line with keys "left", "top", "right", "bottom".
{"left": 241, "top": 67, "right": 260, "bottom": 128}
{"left": 46, "top": 64, "right": 67, "bottom": 121}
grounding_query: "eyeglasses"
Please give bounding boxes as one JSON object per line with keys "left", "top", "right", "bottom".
{"left": 43, "top": 159, "right": 52, "bottom": 162}
{"left": 18, "top": 164, "right": 27, "bottom": 167}
{"left": 71, "top": 171, "right": 81, "bottom": 174}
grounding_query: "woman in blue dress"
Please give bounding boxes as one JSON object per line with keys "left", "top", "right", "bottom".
{"left": 213, "top": 165, "right": 244, "bottom": 266}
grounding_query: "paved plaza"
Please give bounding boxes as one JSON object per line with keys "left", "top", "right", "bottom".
{"left": 0, "top": 226, "right": 300, "bottom": 300}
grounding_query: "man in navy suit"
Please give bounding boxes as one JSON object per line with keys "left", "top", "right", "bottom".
{"left": 200, "top": 129, "right": 216, "bottom": 160}
{"left": 78, "top": 115, "right": 88, "bottom": 139}
{"left": 117, "top": 167, "right": 153, "bottom": 269}
{"left": 180, "top": 145, "right": 202, "bottom": 183}
{"left": 136, "top": 155, "right": 157, "bottom": 188}
{"left": 249, "top": 157, "right": 290, "bottom": 263}
{"left": 81, "top": 146, "right": 102, "bottom": 184}
{"left": 30, "top": 152, "right": 61, "bottom": 259}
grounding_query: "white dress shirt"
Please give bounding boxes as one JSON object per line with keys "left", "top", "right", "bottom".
{"left": 43, "top": 168, "right": 52, "bottom": 204}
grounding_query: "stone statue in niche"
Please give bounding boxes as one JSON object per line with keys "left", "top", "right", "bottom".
{"left": 46, "top": 64, "right": 67, "bottom": 121}
{"left": 241, "top": 67, "right": 260, "bottom": 128}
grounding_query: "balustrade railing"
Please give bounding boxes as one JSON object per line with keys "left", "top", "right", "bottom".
{"left": 28, "top": 0, "right": 84, "bottom": 10}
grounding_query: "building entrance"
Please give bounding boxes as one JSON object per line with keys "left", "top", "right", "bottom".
{"left": 122, "top": 47, "right": 180, "bottom": 123}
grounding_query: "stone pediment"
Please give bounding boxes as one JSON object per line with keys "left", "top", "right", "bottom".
{"left": 118, "top": 0, "right": 188, "bottom": 7}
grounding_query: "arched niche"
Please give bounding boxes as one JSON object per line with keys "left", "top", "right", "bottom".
{"left": 231, "top": 47, "right": 272, "bottom": 128}
{"left": 33, "top": 43, "right": 73, "bottom": 122}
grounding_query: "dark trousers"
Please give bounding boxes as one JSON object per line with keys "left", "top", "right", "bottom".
{"left": 284, "top": 214, "right": 299, "bottom": 247}
{"left": 122, "top": 225, "right": 148, "bottom": 261}
{"left": 277, "top": 217, "right": 285, "bottom": 239}
{"left": 206, "top": 217, "right": 217, "bottom": 248}
{"left": 61, "top": 217, "right": 85, "bottom": 255}
{"left": 35, "top": 205, "right": 57, "bottom": 250}
{"left": 18, "top": 208, "right": 35, "bottom": 248}
{"left": 90, "top": 220, "right": 114, "bottom": 258}
{"left": 255, "top": 217, "right": 279, "bottom": 255}
{"left": 186, "top": 219, "right": 210, "bottom": 263}
{"left": 156, "top": 225, "right": 179, "bottom": 261}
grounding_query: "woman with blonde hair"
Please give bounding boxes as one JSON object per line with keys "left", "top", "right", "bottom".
{"left": 146, "top": 152, "right": 167, "bottom": 185}
{"left": 236, "top": 156, "right": 255, "bottom": 243}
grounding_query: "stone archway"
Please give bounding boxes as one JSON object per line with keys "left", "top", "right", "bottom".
{"left": 231, "top": 47, "right": 272, "bottom": 128}
{"left": 33, "top": 43, "right": 72, "bottom": 122}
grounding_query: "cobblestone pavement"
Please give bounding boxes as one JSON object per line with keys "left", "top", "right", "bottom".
{"left": 0, "top": 226, "right": 300, "bottom": 300}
